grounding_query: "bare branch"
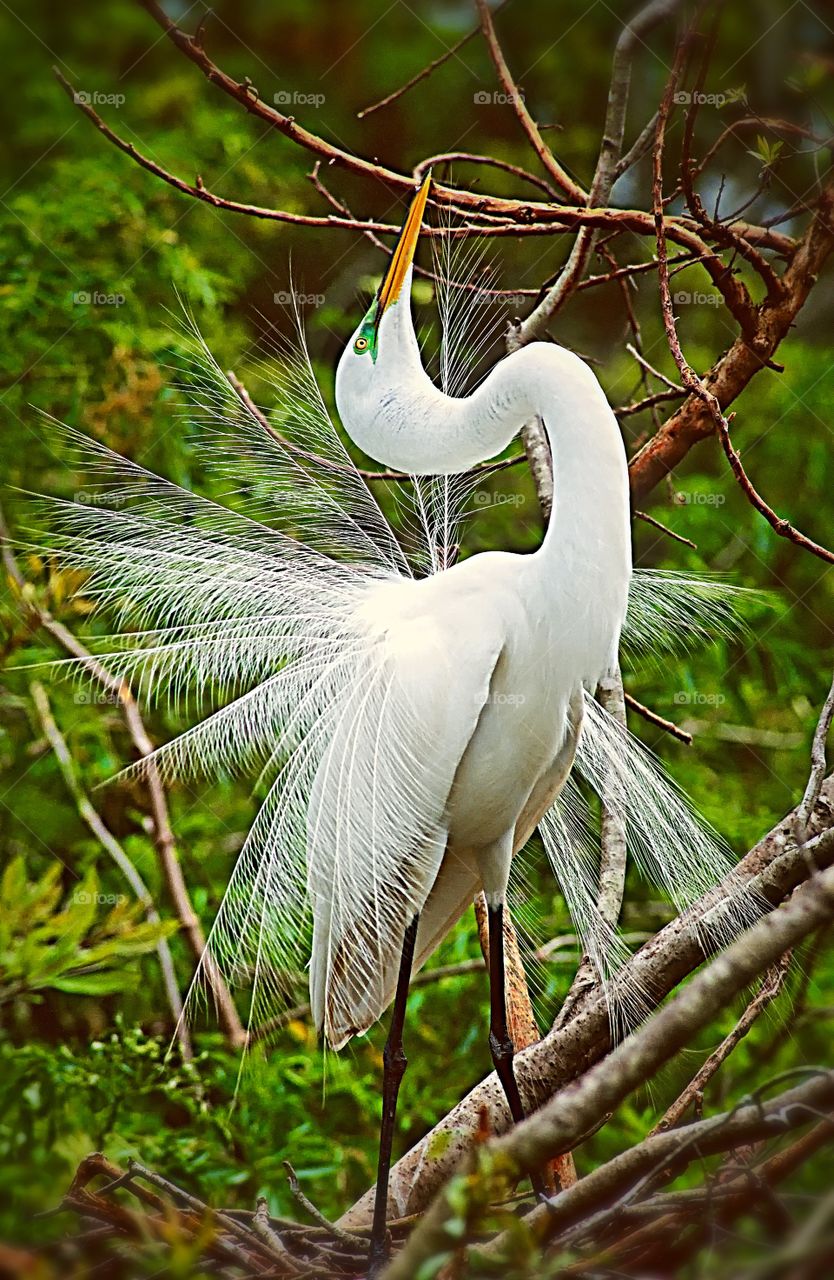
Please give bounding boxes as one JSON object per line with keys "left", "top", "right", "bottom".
{"left": 624, "top": 690, "right": 693, "bottom": 743}
{"left": 514, "top": 0, "right": 685, "bottom": 342}
{"left": 795, "top": 669, "right": 834, "bottom": 844}
{"left": 630, "top": 174, "right": 834, "bottom": 503}
{"left": 341, "top": 775, "right": 834, "bottom": 1227}
{"left": 648, "top": 56, "right": 834, "bottom": 564}
{"left": 633, "top": 509, "right": 697, "bottom": 549}
{"left": 474, "top": 0, "right": 586, "bottom": 204}
{"left": 649, "top": 953, "right": 791, "bottom": 1135}
{"left": 356, "top": 0, "right": 509, "bottom": 119}
{"left": 382, "top": 838, "right": 834, "bottom": 1277}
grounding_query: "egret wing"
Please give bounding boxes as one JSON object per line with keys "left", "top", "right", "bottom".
{"left": 307, "top": 591, "right": 505, "bottom": 1047}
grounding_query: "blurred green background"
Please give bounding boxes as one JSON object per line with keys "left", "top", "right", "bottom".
{"left": 1, "top": 0, "right": 833, "bottom": 1270}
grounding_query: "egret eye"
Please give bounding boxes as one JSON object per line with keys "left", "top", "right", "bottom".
{"left": 354, "top": 336, "right": 369, "bottom": 353}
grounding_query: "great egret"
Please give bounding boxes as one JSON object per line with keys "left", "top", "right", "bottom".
{"left": 33, "top": 176, "right": 754, "bottom": 1272}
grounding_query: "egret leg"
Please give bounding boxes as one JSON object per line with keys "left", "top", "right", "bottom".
{"left": 368, "top": 913, "right": 419, "bottom": 1275}
{"left": 487, "top": 900, "right": 548, "bottom": 1199}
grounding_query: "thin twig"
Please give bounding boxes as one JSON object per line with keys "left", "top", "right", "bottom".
{"left": 633, "top": 508, "right": 697, "bottom": 549}
{"left": 626, "top": 341, "right": 684, "bottom": 392}
{"left": 649, "top": 952, "right": 791, "bottom": 1135}
{"left": 30, "top": 681, "right": 191, "bottom": 1058}
{"left": 795, "top": 668, "right": 834, "bottom": 844}
{"left": 356, "top": 0, "right": 510, "bottom": 119}
{"left": 624, "top": 691, "right": 693, "bottom": 742}
{"left": 412, "top": 151, "right": 559, "bottom": 199}
{"left": 283, "top": 1162, "right": 366, "bottom": 1247}
{"left": 474, "top": 0, "right": 586, "bottom": 204}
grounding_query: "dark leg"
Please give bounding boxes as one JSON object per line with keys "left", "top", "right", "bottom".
{"left": 368, "top": 913, "right": 419, "bottom": 1276}
{"left": 487, "top": 899, "right": 548, "bottom": 1200}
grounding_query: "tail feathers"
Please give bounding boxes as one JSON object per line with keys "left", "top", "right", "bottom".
{"left": 535, "top": 691, "right": 760, "bottom": 1036}
{"left": 311, "top": 842, "right": 480, "bottom": 1048}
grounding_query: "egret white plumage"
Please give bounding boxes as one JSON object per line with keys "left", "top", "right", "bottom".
{"left": 31, "top": 176, "right": 757, "bottom": 1271}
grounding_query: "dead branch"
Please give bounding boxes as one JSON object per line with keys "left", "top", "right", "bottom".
{"left": 513, "top": 0, "right": 685, "bottom": 340}
{"left": 488, "top": 1070, "right": 834, "bottom": 1262}
{"left": 630, "top": 170, "right": 834, "bottom": 502}
{"left": 648, "top": 53, "right": 834, "bottom": 564}
{"left": 633, "top": 509, "right": 697, "bottom": 550}
{"left": 474, "top": 0, "right": 585, "bottom": 204}
{"left": 623, "top": 691, "right": 693, "bottom": 742}
{"left": 795, "top": 669, "right": 834, "bottom": 844}
{"left": 649, "top": 952, "right": 791, "bottom": 1135}
{"left": 356, "top": 0, "right": 510, "bottom": 120}
{"left": 62, "top": 2, "right": 787, "bottom": 262}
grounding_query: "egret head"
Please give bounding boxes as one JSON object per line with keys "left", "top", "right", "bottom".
{"left": 335, "top": 175, "right": 431, "bottom": 449}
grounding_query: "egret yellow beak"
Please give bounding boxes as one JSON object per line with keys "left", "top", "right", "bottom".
{"left": 377, "top": 174, "right": 431, "bottom": 317}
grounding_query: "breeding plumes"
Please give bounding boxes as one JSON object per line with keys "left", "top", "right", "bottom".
{"left": 30, "top": 177, "right": 758, "bottom": 1271}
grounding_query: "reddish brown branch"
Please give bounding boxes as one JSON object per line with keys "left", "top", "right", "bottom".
{"left": 474, "top": 0, "right": 586, "bottom": 204}
{"left": 127, "top": 0, "right": 790, "bottom": 257}
{"left": 624, "top": 691, "right": 693, "bottom": 743}
{"left": 629, "top": 59, "right": 834, "bottom": 510}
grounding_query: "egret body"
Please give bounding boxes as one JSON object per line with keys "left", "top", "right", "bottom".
{"left": 330, "top": 177, "right": 630, "bottom": 1264}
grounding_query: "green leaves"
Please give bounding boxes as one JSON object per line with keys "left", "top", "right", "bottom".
{"left": 0, "top": 857, "right": 173, "bottom": 1007}
{"left": 747, "top": 134, "right": 784, "bottom": 172}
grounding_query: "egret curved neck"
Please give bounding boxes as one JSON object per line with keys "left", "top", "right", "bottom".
{"left": 336, "top": 320, "right": 631, "bottom": 606}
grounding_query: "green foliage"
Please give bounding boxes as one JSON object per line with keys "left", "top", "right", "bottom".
{"left": 0, "top": 857, "right": 173, "bottom": 1006}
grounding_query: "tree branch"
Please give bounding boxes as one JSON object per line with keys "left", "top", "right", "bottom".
{"left": 29, "top": 680, "right": 190, "bottom": 1058}
{"left": 382, "top": 840, "right": 834, "bottom": 1277}
{"left": 341, "top": 773, "right": 834, "bottom": 1228}
{"left": 647, "top": 50, "right": 834, "bottom": 563}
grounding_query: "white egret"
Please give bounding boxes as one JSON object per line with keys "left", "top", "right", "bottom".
{"left": 32, "top": 176, "right": 756, "bottom": 1272}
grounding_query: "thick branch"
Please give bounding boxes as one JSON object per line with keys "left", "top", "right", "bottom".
{"left": 630, "top": 176, "right": 834, "bottom": 503}
{"left": 383, "top": 838, "right": 834, "bottom": 1277}
{"left": 341, "top": 773, "right": 834, "bottom": 1227}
